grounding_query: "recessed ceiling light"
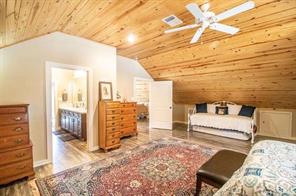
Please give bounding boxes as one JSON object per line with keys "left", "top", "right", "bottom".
{"left": 127, "top": 33, "right": 136, "bottom": 43}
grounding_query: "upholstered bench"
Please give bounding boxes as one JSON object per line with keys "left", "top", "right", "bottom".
{"left": 196, "top": 149, "right": 247, "bottom": 195}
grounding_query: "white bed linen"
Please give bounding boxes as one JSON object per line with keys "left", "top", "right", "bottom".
{"left": 190, "top": 113, "right": 253, "bottom": 134}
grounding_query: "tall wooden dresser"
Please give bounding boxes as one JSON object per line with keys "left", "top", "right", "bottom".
{"left": 120, "top": 102, "right": 137, "bottom": 137}
{"left": 99, "top": 101, "right": 137, "bottom": 152}
{"left": 0, "top": 104, "right": 34, "bottom": 184}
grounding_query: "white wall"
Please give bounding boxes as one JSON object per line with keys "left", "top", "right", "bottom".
{"left": 0, "top": 32, "right": 117, "bottom": 163}
{"left": 117, "top": 55, "right": 152, "bottom": 101}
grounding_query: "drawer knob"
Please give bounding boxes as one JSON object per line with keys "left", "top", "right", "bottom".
{"left": 112, "top": 140, "right": 115, "bottom": 144}
{"left": 112, "top": 128, "right": 115, "bottom": 131}
{"left": 121, "top": 118, "right": 123, "bottom": 120}
{"left": 112, "top": 116, "right": 115, "bottom": 119}
{"left": 16, "top": 153, "right": 25, "bottom": 158}
{"left": 15, "top": 139, "right": 23, "bottom": 144}
{"left": 112, "top": 134, "right": 115, "bottom": 137}
{"left": 15, "top": 117, "right": 22, "bottom": 121}
{"left": 112, "top": 123, "right": 115, "bottom": 125}
{"left": 112, "top": 111, "right": 115, "bottom": 113}
{"left": 15, "top": 127, "right": 23, "bottom": 132}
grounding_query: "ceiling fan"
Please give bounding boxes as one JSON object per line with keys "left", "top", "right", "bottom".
{"left": 164, "top": 1, "right": 255, "bottom": 44}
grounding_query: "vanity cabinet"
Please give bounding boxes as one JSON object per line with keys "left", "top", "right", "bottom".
{"left": 59, "top": 109, "right": 86, "bottom": 140}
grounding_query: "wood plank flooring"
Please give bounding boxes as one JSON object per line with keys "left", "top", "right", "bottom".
{"left": 0, "top": 120, "right": 294, "bottom": 196}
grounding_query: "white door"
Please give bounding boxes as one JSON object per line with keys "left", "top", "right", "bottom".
{"left": 149, "top": 81, "right": 173, "bottom": 130}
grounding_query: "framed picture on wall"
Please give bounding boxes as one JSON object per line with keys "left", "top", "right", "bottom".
{"left": 99, "top": 82, "right": 113, "bottom": 101}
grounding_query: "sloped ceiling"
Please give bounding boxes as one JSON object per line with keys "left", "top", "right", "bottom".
{"left": 1, "top": 0, "right": 296, "bottom": 108}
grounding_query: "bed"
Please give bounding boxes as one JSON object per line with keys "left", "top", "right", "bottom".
{"left": 188, "top": 101, "right": 256, "bottom": 143}
{"left": 214, "top": 140, "right": 296, "bottom": 195}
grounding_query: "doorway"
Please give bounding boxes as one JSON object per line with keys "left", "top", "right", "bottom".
{"left": 46, "top": 61, "right": 94, "bottom": 164}
{"left": 134, "top": 77, "right": 151, "bottom": 121}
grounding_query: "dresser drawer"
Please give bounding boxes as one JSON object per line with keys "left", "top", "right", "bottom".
{"left": 106, "top": 114, "right": 120, "bottom": 121}
{"left": 106, "top": 126, "right": 120, "bottom": 133}
{"left": 0, "top": 124, "right": 29, "bottom": 137}
{"left": 121, "top": 126, "right": 137, "bottom": 135}
{"left": 0, "top": 134, "right": 29, "bottom": 149}
{"left": 106, "top": 138, "right": 120, "bottom": 147}
{"left": 120, "top": 121, "right": 137, "bottom": 128}
{"left": 0, "top": 106, "right": 27, "bottom": 114}
{"left": 106, "top": 132, "right": 121, "bottom": 140}
{"left": 121, "top": 103, "right": 136, "bottom": 108}
{"left": 106, "top": 121, "right": 120, "bottom": 127}
{"left": 106, "top": 102, "right": 120, "bottom": 109}
{"left": 106, "top": 109, "right": 120, "bottom": 115}
{"left": 0, "top": 146, "right": 32, "bottom": 166}
{"left": 120, "top": 114, "right": 136, "bottom": 121}
{"left": 0, "top": 159, "right": 33, "bottom": 179}
{"left": 120, "top": 108, "right": 136, "bottom": 115}
{"left": 0, "top": 113, "right": 28, "bottom": 126}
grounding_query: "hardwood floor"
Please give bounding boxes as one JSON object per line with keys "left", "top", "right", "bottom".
{"left": 0, "top": 120, "right": 294, "bottom": 196}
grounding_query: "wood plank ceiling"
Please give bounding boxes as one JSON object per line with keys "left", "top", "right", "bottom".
{"left": 1, "top": 0, "right": 296, "bottom": 108}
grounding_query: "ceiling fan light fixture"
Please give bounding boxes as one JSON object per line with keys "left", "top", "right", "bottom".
{"left": 163, "top": 1, "right": 255, "bottom": 44}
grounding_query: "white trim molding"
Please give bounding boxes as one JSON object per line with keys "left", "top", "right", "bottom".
{"left": 34, "top": 159, "right": 51, "bottom": 168}
{"left": 45, "top": 61, "right": 94, "bottom": 163}
{"left": 88, "top": 145, "right": 99, "bottom": 152}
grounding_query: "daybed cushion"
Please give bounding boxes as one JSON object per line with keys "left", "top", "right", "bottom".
{"left": 190, "top": 113, "right": 253, "bottom": 134}
{"left": 238, "top": 105, "right": 256, "bottom": 117}
{"left": 196, "top": 103, "right": 207, "bottom": 113}
{"left": 214, "top": 140, "right": 296, "bottom": 195}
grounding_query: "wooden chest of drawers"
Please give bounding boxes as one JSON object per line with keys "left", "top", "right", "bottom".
{"left": 99, "top": 101, "right": 121, "bottom": 152}
{"left": 120, "top": 102, "right": 137, "bottom": 137}
{"left": 99, "top": 101, "right": 138, "bottom": 152}
{"left": 0, "top": 104, "right": 34, "bottom": 185}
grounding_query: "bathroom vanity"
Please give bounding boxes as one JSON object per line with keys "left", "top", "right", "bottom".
{"left": 59, "top": 108, "right": 87, "bottom": 141}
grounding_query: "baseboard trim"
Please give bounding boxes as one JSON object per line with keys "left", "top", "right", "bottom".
{"left": 173, "top": 121, "right": 188, "bottom": 125}
{"left": 89, "top": 146, "right": 99, "bottom": 151}
{"left": 34, "top": 159, "right": 51, "bottom": 168}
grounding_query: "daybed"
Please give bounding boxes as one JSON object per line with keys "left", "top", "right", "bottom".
{"left": 188, "top": 101, "right": 256, "bottom": 143}
{"left": 214, "top": 140, "right": 296, "bottom": 195}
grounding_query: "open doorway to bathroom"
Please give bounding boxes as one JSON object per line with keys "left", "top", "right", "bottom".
{"left": 46, "top": 61, "right": 94, "bottom": 170}
{"left": 51, "top": 68, "right": 88, "bottom": 143}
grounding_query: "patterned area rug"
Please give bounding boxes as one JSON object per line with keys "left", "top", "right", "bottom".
{"left": 36, "top": 138, "right": 218, "bottom": 195}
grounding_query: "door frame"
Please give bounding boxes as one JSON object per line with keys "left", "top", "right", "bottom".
{"left": 45, "top": 61, "right": 94, "bottom": 163}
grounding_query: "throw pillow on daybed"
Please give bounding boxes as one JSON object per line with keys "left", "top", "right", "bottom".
{"left": 238, "top": 105, "right": 256, "bottom": 117}
{"left": 228, "top": 104, "right": 242, "bottom": 115}
{"left": 196, "top": 103, "right": 207, "bottom": 113}
{"left": 215, "top": 106, "right": 228, "bottom": 115}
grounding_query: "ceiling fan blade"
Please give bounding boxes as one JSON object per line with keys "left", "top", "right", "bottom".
{"left": 209, "top": 23, "right": 239, "bottom": 35}
{"left": 190, "top": 25, "right": 206, "bottom": 44}
{"left": 186, "top": 3, "right": 205, "bottom": 21}
{"left": 165, "top": 24, "right": 199, "bottom": 34}
{"left": 215, "top": 1, "right": 255, "bottom": 22}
